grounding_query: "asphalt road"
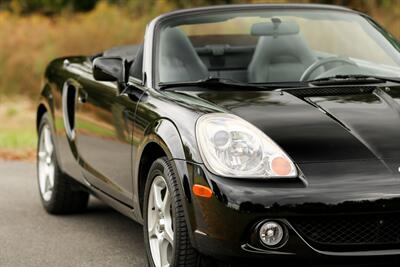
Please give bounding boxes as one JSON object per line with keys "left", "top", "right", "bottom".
{"left": 0, "top": 160, "right": 147, "bottom": 267}
{"left": 1, "top": 160, "right": 399, "bottom": 267}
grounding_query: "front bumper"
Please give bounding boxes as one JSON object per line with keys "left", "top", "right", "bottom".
{"left": 182, "top": 159, "right": 400, "bottom": 262}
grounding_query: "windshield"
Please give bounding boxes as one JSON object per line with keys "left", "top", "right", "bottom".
{"left": 156, "top": 8, "right": 400, "bottom": 86}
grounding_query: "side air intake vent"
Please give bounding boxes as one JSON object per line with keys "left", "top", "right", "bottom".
{"left": 62, "top": 82, "right": 77, "bottom": 139}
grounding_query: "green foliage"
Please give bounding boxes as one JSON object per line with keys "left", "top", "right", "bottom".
{"left": 0, "top": 99, "right": 37, "bottom": 150}
{"left": 5, "top": 107, "right": 18, "bottom": 117}
{"left": 0, "top": 128, "right": 36, "bottom": 149}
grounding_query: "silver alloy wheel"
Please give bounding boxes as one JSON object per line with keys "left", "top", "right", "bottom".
{"left": 147, "top": 175, "right": 174, "bottom": 267}
{"left": 38, "top": 125, "right": 55, "bottom": 202}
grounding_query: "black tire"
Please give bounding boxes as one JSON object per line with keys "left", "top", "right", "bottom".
{"left": 143, "top": 157, "right": 201, "bottom": 267}
{"left": 37, "top": 113, "right": 89, "bottom": 214}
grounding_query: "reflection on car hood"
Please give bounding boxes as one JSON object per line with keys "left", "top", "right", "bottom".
{"left": 183, "top": 86, "right": 400, "bottom": 169}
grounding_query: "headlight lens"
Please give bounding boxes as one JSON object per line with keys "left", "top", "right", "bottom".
{"left": 196, "top": 113, "right": 297, "bottom": 178}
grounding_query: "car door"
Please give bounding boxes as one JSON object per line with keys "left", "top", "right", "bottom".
{"left": 74, "top": 62, "right": 140, "bottom": 205}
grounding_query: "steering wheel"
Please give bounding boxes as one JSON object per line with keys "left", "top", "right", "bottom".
{"left": 300, "top": 57, "right": 357, "bottom": 82}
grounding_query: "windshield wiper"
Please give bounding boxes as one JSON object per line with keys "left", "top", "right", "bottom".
{"left": 159, "top": 77, "right": 269, "bottom": 90}
{"left": 308, "top": 74, "right": 400, "bottom": 85}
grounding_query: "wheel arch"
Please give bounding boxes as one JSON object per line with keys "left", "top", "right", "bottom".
{"left": 36, "top": 84, "right": 54, "bottom": 132}
{"left": 36, "top": 103, "right": 48, "bottom": 132}
{"left": 137, "top": 141, "right": 167, "bottom": 218}
{"left": 134, "top": 118, "right": 194, "bottom": 223}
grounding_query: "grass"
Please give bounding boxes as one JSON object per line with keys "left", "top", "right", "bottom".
{"left": 0, "top": 98, "right": 36, "bottom": 160}
{"left": 0, "top": 129, "right": 36, "bottom": 149}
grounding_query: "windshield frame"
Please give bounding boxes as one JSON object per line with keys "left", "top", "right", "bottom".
{"left": 150, "top": 4, "right": 400, "bottom": 90}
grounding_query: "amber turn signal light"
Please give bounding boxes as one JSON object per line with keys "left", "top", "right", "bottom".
{"left": 192, "top": 184, "right": 213, "bottom": 198}
{"left": 271, "top": 156, "right": 292, "bottom": 176}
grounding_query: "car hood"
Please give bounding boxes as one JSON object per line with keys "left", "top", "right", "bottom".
{"left": 176, "top": 85, "right": 400, "bottom": 169}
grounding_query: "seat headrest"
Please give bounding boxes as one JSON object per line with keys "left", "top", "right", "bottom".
{"left": 159, "top": 27, "right": 208, "bottom": 82}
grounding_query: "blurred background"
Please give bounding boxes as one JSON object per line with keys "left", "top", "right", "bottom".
{"left": 0, "top": 0, "right": 399, "bottom": 160}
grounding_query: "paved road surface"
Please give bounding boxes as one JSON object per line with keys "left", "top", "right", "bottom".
{"left": 0, "top": 161, "right": 147, "bottom": 267}
{"left": 1, "top": 160, "right": 399, "bottom": 267}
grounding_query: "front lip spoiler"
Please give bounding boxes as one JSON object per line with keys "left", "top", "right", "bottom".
{"left": 241, "top": 243, "right": 295, "bottom": 255}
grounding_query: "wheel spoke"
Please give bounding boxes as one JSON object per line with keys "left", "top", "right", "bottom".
{"left": 161, "top": 188, "right": 170, "bottom": 215}
{"left": 43, "top": 191, "right": 52, "bottom": 201}
{"left": 44, "top": 174, "right": 50, "bottom": 193}
{"left": 38, "top": 151, "right": 46, "bottom": 159}
{"left": 159, "top": 236, "right": 170, "bottom": 267}
{"left": 39, "top": 163, "right": 47, "bottom": 194}
{"left": 44, "top": 127, "right": 53, "bottom": 155}
{"left": 44, "top": 166, "right": 53, "bottom": 193}
{"left": 163, "top": 218, "right": 174, "bottom": 246}
{"left": 148, "top": 175, "right": 173, "bottom": 267}
{"left": 153, "top": 184, "right": 164, "bottom": 211}
{"left": 47, "top": 164, "right": 55, "bottom": 189}
{"left": 148, "top": 214, "right": 158, "bottom": 238}
{"left": 150, "top": 237, "right": 162, "bottom": 267}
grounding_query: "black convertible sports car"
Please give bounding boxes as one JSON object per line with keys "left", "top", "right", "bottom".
{"left": 36, "top": 3, "right": 400, "bottom": 266}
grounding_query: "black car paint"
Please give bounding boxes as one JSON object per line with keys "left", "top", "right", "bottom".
{"left": 160, "top": 85, "right": 400, "bottom": 259}
{"left": 36, "top": 4, "right": 400, "bottom": 262}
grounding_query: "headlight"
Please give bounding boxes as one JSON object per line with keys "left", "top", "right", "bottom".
{"left": 196, "top": 113, "right": 297, "bottom": 178}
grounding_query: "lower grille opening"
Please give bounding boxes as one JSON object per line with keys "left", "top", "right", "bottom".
{"left": 290, "top": 214, "right": 400, "bottom": 252}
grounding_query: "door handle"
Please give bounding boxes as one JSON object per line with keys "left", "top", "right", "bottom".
{"left": 78, "top": 90, "right": 88, "bottom": 104}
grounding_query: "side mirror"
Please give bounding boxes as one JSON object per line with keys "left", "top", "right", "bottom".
{"left": 93, "top": 57, "right": 127, "bottom": 84}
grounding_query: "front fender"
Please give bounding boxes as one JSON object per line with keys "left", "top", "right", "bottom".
{"left": 133, "top": 118, "right": 192, "bottom": 208}
{"left": 142, "top": 118, "right": 187, "bottom": 161}
{"left": 133, "top": 118, "right": 198, "bottom": 242}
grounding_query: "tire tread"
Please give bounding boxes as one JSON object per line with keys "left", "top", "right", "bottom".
{"left": 144, "top": 157, "right": 202, "bottom": 267}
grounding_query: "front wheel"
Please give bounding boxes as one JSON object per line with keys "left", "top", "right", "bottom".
{"left": 143, "top": 157, "right": 201, "bottom": 267}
